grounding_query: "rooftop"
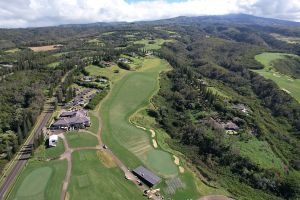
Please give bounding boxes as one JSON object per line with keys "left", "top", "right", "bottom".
{"left": 132, "top": 166, "right": 161, "bottom": 186}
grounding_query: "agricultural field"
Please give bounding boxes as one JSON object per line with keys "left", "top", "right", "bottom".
{"left": 67, "top": 150, "right": 143, "bottom": 200}
{"left": 232, "top": 138, "right": 283, "bottom": 171}
{"left": 134, "top": 39, "right": 174, "bottom": 50}
{"left": 29, "top": 45, "right": 62, "bottom": 52}
{"left": 65, "top": 131, "right": 98, "bottom": 148}
{"left": 7, "top": 160, "right": 67, "bottom": 200}
{"left": 254, "top": 52, "right": 300, "bottom": 102}
{"left": 271, "top": 33, "right": 300, "bottom": 44}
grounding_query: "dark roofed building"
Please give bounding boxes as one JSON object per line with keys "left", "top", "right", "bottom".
{"left": 132, "top": 166, "right": 161, "bottom": 187}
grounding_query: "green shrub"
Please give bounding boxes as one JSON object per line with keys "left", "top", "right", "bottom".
{"left": 85, "top": 90, "right": 109, "bottom": 110}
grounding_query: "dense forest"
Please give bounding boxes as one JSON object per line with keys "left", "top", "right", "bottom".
{"left": 0, "top": 14, "right": 299, "bottom": 199}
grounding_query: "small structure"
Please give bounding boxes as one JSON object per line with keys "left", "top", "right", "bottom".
{"left": 132, "top": 166, "right": 161, "bottom": 187}
{"left": 118, "top": 58, "right": 131, "bottom": 64}
{"left": 232, "top": 104, "right": 250, "bottom": 114}
{"left": 49, "top": 135, "right": 58, "bottom": 147}
{"left": 97, "top": 78, "right": 108, "bottom": 83}
{"left": 83, "top": 76, "right": 93, "bottom": 82}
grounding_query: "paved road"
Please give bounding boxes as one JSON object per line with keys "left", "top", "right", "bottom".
{"left": 0, "top": 104, "right": 54, "bottom": 199}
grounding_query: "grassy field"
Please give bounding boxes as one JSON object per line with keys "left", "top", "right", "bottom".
{"left": 101, "top": 57, "right": 178, "bottom": 177}
{"left": 233, "top": 138, "right": 283, "bottom": 171}
{"left": 29, "top": 45, "right": 61, "bottom": 52}
{"left": 134, "top": 39, "right": 174, "bottom": 51}
{"left": 254, "top": 52, "right": 300, "bottom": 102}
{"left": 8, "top": 160, "right": 67, "bottom": 200}
{"left": 35, "top": 138, "right": 65, "bottom": 158}
{"left": 67, "top": 150, "right": 143, "bottom": 200}
{"left": 88, "top": 113, "right": 99, "bottom": 134}
{"left": 85, "top": 64, "right": 127, "bottom": 83}
{"left": 65, "top": 131, "right": 98, "bottom": 148}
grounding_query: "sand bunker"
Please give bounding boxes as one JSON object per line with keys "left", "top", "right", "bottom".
{"left": 173, "top": 155, "right": 180, "bottom": 165}
{"left": 282, "top": 88, "right": 291, "bottom": 94}
{"left": 150, "top": 129, "right": 156, "bottom": 137}
{"left": 179, "top": 166, "right": 185, "bottom": 173}
{"left": 152, "top": 139, "right": 158, "bottom": 148}
{"left": 136, "top": 125, "right": 146, "bottom": 131}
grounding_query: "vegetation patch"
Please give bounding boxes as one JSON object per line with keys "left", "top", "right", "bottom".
{"left": 85, "top": 90, "right": 108, "bottom": 110}
{"left": 232, "top": 139, "right": 283, "bottom": 171}
{"left": 96, "top": 150, "right": 117, "bottom": 168}
{"left": 134, "top": 39, "right": 174, "bottom": 50}
{"left": 29, "top": 45, "right": 62, "bottom": 52}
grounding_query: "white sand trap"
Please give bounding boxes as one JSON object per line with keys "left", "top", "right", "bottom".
{"left": 152, "top": 139, "right": 158, "bottom": 148}
{"left": 150, "top": 129, "right": 156, "bottom": 138}
{"left": 179, "top": 166, "right": 185, "bottom": 173}
{"left": 136, "top": 125, "right": 146, "bottom": 131}
{"left": 282, "top": 88, "right": 291, "bottom": 94}
{"left": 273, "top": 73, "right": 281, "bottom": 77}
{"left": 173, "top": 155, "right": 180, "bottom": 165}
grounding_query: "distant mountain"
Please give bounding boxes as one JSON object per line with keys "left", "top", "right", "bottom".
{"left": 134, "top": 14, "right": 300, "bottom": 27}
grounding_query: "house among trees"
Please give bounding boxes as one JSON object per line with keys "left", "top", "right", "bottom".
{"left": 83, "top": 76, "right": 93, "bottom": 82}
{"left": 51, "top": 110, "right": 90, "bottom": 130}
{"left": 223, "top": 121, "right": 239, "bottom": 131}
{"left": 232, "top": 103, "right": 251, "bottom": 114}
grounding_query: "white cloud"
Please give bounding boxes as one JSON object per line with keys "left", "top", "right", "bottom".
{"left": 0, "top": 0, "right": 299, "bottom": 28}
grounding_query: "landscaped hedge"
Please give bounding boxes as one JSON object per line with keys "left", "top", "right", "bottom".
{"left": 85, "top": 90, "right": 109, "bottom": 110}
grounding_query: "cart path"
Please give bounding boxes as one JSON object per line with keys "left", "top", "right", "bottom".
{"left": 58, "top": 111, "right": 161, "bottom": 200}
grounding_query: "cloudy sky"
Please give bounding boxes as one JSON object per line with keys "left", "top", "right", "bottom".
{"left": 0, "top": 0, "right": 300, "bottom": 28}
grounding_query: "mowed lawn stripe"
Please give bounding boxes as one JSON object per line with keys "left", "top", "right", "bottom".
{"left": 101, "top": 57, "right": 178, "bottom": 177}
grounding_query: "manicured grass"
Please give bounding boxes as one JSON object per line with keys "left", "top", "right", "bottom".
{"left": 134, "top": 39, "right": 174, "bottom": 50}
{"left": 67, "top": 150, "right": 143, "bottom": 200}
{"left": 65, "top": 131, "right": 98, "bottom": 148}
{"left": 101, "top": 57, "right": 178, "bottom": 177}
{"left": 233, "top": 138, "right": 283, "bottom": 171}
{"left": 88, "top": 113, "right": 99, "bottom": 134}
{"left": 254, "top": 52, "right": 300, "bottom": 102}
{"left": 8, "top": 159, "right": 67, "bottom": 200}
{"left": 85, "top": 64, "right": 127, "bottom": 83}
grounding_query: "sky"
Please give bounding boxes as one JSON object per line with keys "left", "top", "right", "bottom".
{"left": 0, "top": 0, "right": 300, "bottom": 28}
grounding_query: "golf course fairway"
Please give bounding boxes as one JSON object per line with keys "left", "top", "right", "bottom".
{"left": 100, "top": 57, "right": 178, "bottom": 178}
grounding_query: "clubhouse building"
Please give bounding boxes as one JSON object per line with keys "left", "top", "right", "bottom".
{"left": 51, "top": 110, "right": 90, "bottom": 130}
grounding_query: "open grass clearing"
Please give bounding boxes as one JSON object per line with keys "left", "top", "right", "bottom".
{"left": 68, "top": 150, "right": 143, "bottom": 200}
{"left": 134, "top": 39, "right": 174, "bottom": 51}
{"left": 8, "top": 159, "right": 67, "bottom": 200}
{"left": 4, "top": 48, "right": 20, "bottom": 53}
{"left": 232, "top": 138, "right": 283, "bottom": 171}
{"left": 254, "top": 52, "right": 300, "bottom": 102}
{"left": 270, "top": 33, "right": 300, "bottom": 44}
{"left": 85, "top": 64, "right": 127, "bottom": 83}
{"left": 87, "top": 112, "right": 99, "bottom": 134}
{"left": 65, "top": 131, "right": 98, "bottom": 148}
{"left": 47, "top": 62, "right": 60, "bottom": 68}
{"left": 29, "top": 45, "right": 62, "bottom": 52}
{"left": 101, "top": 57, "right": 178, "bottom": 177}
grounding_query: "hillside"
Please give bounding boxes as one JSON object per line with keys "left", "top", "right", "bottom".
{"left": 0, "top": 14, "right": 300, "bottom": 200}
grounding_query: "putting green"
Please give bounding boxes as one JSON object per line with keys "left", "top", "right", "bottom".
{"left": 8, "top": 160, "right": 67, "bottom": 200}
{"left": 101, "top": 57, "right": 178, "bottom": 177}
{"left": 15, "top": 167, "right": 52, "bottom": 199}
